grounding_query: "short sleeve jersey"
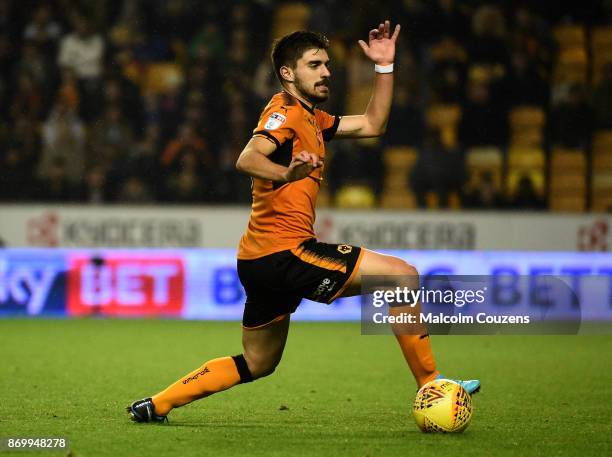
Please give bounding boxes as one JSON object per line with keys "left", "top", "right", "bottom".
{"left": 238, "top": 91, "right": 340, "bottom": 260}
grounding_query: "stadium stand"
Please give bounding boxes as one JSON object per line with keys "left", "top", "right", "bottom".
{"left": 1, "top": 0, "right": 612, "bottom": 212}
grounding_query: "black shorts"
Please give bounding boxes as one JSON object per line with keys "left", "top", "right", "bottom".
{"left": 237, "top": 239, "right": 364, "bottom": 329}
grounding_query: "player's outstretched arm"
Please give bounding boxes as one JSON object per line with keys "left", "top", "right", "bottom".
{"left": 336, "top": 20, "right": 400, "bottom": 139}
{"left": 236, "top": 137, "right": 322, "bottom": 182}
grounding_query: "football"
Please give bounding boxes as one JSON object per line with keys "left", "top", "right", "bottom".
{"left": 413, "top": 379, "right": 473, "bottom": 433}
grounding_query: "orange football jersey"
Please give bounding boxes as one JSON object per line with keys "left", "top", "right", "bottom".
{"left": 238, "top": 91, "right": 340, "bottom": 259}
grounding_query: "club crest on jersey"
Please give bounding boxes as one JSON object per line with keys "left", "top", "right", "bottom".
{"left": 337, "top": 244, "right": 352, "bottom": 254}
{"left": 265, "top": 112, "right": 286, "bottom": 130}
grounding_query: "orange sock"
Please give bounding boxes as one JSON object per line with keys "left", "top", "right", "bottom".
{"left": 395, "top": 333, "right": 439, "bottom": 387}
{"left": 152, "top": 355, "right": 252, "bottom": 416}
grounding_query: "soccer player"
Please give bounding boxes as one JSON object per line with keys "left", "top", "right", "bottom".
{"left": 128, "top": 20, "right": 480, "bottom": 423}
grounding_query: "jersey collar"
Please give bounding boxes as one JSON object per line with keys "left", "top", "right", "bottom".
{"left": 297, "top": 98, "right": 316, "bottom": 115}
{"left": 282, "top": 90, "right": 316, "bottom": 115}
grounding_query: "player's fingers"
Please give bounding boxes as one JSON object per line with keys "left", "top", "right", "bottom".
{"left": 358, "top": 40, "right": 369, "bottom": 53}
{"left": 295, "top": 150, "right": 310, "bottom": 162}
{"left": 292, "top": 156, "right": 308, "bottom": 167}
{"left": 296, "top": 151, "right": 319, "bottom": 168}
{"left": 369, "top": 29, "right": 377, "bottom": 41}
{"left": 299, "top": 162, "right": 314, "bottom": 172}
{"left": 384, "top": 20, "right": 390, "bottom": 38}
{"left": 378, "top": 23, "right": 384, "bottom": 37}
{"left": 391, "top": 24, "right": 401, "bottom": 42}
{"left": 307, "top": 152, "right": 320, "bottom": 165}
{"left": 292, "top": 155, "right": 306, "bottom": 164}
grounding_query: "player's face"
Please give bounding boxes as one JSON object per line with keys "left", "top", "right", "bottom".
{"left": 293, "top": 48, "right": 331, "bottom": 103}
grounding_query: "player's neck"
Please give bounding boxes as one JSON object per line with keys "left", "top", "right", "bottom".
{"left": 282, "top": 87, "right": 315, "bottom": 110}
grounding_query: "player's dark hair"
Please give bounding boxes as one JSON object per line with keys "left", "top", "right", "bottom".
{"left": 271, "top": 31, "right": 330, "bottom": 83}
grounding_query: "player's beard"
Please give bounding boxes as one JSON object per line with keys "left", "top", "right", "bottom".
{"left": 295, "top": 77, "right": 330, "bottom": 104}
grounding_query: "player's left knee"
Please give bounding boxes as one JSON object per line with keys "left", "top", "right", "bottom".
{"left": 243, "top": 351, "right": 281, "bottom": 380}
{"left": 251, "top": 359, "right": 279, "bottom": 379}
{"left": 391, "top": 258, "right": 419, "bottom": 277}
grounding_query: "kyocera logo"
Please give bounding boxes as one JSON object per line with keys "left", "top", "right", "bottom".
{"left": 67, "top": 256, "right": 185, "bottom": 316}
{"left": 0, "top": 258, "right": 59, "bottom": 315}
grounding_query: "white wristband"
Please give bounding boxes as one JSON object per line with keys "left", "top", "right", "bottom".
{"left": 374, "top": 63, "right": 394, "bottom": 73}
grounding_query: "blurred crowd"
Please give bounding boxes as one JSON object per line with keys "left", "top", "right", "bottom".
{"left": 0, "top": 0, "right": 611, "bottom": 209}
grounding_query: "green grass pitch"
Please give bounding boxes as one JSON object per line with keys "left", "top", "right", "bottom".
{"left": 1, "top": 319, "right": 611, "bottom": 457}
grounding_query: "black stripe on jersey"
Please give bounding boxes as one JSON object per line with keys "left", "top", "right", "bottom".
{"left": 297, "top": 98, "right": 315, "bottom": 115}
{"left": 322, "top": 115, "right": 341, "bottom": 142}
{"left": 270, "top": 138, "right": 294, "bottom": 190}
{"left": 253, "top": 130, "right": 281, "bottom": 149}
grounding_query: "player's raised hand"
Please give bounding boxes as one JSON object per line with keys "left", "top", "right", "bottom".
{"left": 284, "top": 150, "right": 323, "bottom": 182}
{"left": 358, "top": 20, "right": 400, "bottom": 65}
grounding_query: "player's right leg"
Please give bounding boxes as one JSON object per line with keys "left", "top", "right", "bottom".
{"left": 334, "top": 249, "right": 480, "bottom": 394}
{"left": 127, "top": 314, "right": 290, "bottom": 423}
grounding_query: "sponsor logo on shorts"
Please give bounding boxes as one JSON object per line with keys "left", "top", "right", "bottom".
{"left": 312, "top": 277, "right": 337, "bottom": 300}
{"left": 337, "top": 245, "right": 352, "bottom": 254}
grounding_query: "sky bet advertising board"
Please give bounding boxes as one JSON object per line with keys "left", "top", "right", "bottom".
{"left": 2, "top": 249, "right": 612, "bottom": 331}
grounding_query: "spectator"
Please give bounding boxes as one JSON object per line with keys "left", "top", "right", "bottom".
{"left": 80, "top": 166, "right": 110, "bottom": 203}
{"left": 324, "top": 37, "right": 349, "bottom": 117}
{"left": 422, "top": 0, "right": 471, "bottom": 44}
{"left": 502, "top": 48, "right": 549, "bottom": 107}
{"left": 38, "top": 100, "right": 86, "bottom": 185}
{"left": 592, "top": 62, "right": 612, "bottom": 129}
{"left": 549, "top": 83, "right": 592, "bottom": 149}
{"left": 0, "top": 74, "right": 7, "bottom": 121}
{"left": 23, "top": 4, "right": 62, "bottom": 54}
{"left": 164, "top": 150, "right": 206, "bottom": 203}
{"left": 345, "top": 43, "right": 374, "bottom": 115}
{"left": 429, "top": 53, "right": 466, "bottom": 104}
{"left": 225, "top": 27, "right": 254, "bottom": 98}
{"left": 158, "top": 85, "right": 183, "bottom": 141}
{"left": 253, "top": 54, "right": 280, "bottom": 105}
{"left": 89, "top": 105, "right": 134, "bottom": 169}
{"left": 181, "top": 60, "right": 221, "bottom": 137}
{"left": 411, "top": 127, "right": 464, "bottom": 208}
{"left": 34, "top": 157, "right": 79, "bottom": 202}
{"left": 189, "top": 23, "right": 224, "bottom": 62}
{"left": 0, "top": 144, "right": 34, "bottom": 201}
{"left": 161, "top": 122, "right": 211, "bottom": 172}
{"left": 327, "top": 140, "right": 384, "bottom": 203}
{"left": 14, "top": 40, "right": 50, "bottom": 90}
{"left": 459, "top": 77, "right": 508, "bottom": 148}
{"left": 107, "top": 123, "right": 162, "bottom": 200}
{"left": 142, "top": 92, "right": 161, "bottom": 126}
{"left": 56, "top": 68, "right": 80, "bottom": 113}
{"left": 57, "top": 14, "right": 105, "bottom": 120}
{"left": 384, "top": 85, "right": 424, "bottom": 147}
{"left": 0, "top": 32, "right": 16, "bottom": 94}
{"left": 510, "top": 6, "right": 553, "bottom": 72}
{"left": 10, "top": 71, "right": 43, "bottom": 121}
{"left": 462, "top": 170, "right": 505, "bottom": 209}
{"left": 102, "top": 75, "right": 143, "bottom": 134}
{"left": 12, "top": 115, "right": 40, "bottom": 167}
{"left": 509, "top": 175, "right": 546, "bottom": 210}
{"left": 182, "top": 92, "right": 208, "bottom": 136}
{"left": 467, "top": 4, "right": 509, "bottom": 70}
{"left": 132, "top": 123, "right": 163, "bottom": 189}
{"left": 147, "top": 0, "right": 198, "bottom": 42}
{"left": 117, "top": 176, "right": 155, "bottom": 204}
